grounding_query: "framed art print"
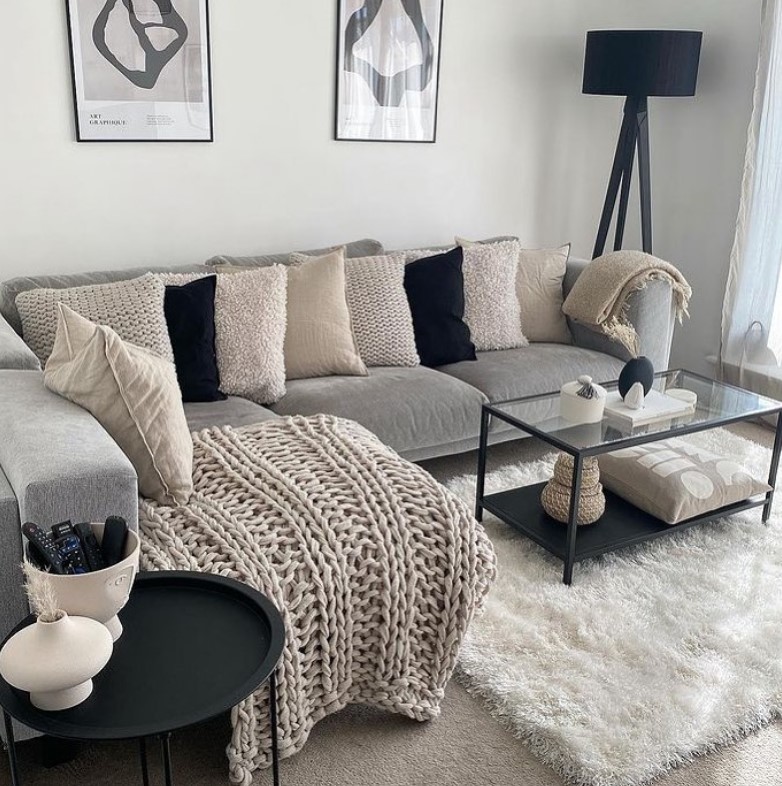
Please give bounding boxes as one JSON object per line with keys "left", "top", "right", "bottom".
{"left": 66, "top": 0, "right": 213, "bottom": 142}
{"left": 335, "top": 0, "right": 444, "bottom": 143}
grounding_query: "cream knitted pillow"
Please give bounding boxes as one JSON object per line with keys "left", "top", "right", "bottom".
{"left": 159, "top": 269, "right": 288, "bottom": 405}
{"left": 16, "top": 274, "right": 173, "bottom": 366}
{"left": 44, "top": 305, "right": 193, "bottom": 506}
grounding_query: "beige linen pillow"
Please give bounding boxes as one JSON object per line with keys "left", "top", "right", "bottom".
{"left": 516, "top": 245, "right": 572, "bottom": 343}
{"left": 410, "top": 240, "right": 527, "bottom": 352}
{"left": 286, "top": 249, "right": 367, "bottom": 380}
{"left": 158, "top": 268, "right": 288, "bottom": 405}
{"left": 16, "top": 274, "right": 174, "bottom": 366}
{"left": 43, "top": 304, "right": 193, "bottom": 506}
{"left": 598, "top": 437, "right": 770, "bottom": 525}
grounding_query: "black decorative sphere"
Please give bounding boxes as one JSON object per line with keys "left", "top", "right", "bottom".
{"left": 618, "top": 356, "right": 654, "bottom": 398}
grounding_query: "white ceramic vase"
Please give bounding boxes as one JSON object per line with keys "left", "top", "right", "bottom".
{"left": 0, "top": 612, "right": 113, "bottom": 711}
{"left": 43, "top": 523, "right": 140, "bottom": 641}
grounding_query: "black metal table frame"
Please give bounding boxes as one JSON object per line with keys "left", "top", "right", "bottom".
{"left": 475, "top": 371, "right": 782, "bottom": 585}
{"left": 2, "top": 672, "right": 280, "bottom": 786}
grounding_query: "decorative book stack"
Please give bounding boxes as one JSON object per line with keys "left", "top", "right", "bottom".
{"left": 604, "top": 389, "right": 695, "bottom": 428}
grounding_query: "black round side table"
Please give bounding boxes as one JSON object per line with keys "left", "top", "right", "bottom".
{"left": 0, "top": 571, "right": 286, "bottom": 786}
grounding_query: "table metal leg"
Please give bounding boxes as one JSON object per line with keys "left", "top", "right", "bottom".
{"left": 3, "top": 711, "right": 21, "bottom": 786}
{"left": 764, "top": 414, "right": 782, "bottom": 523}
{"left": 563, "top": 454, "right": 583, "bottom": 585}
{"left": 161, "top": 733, "right": 173, "bottom": 786}
{"left": 269, "top": 670, "right": 280, "bottom": 786}
{"left": 139, "top": 737, "right": 150, "bottom": 786}
{"left": 475, "top": 408, "right": 491, "bottom": 522}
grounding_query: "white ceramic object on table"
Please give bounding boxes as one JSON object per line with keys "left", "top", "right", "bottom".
{"left": 560, "top": 375, "right": 607, "bottom": 424}
{"left": 666, "top": 387, "right": 698, "bottom": 407}
{"left": 624, "top": 382, "right": 646, "bottom": 410}
{"left": 42, "top": 523, "right": 140, "bottom": 642}
{"left": 0, "top": 612, "right": 113, "bottom": 710}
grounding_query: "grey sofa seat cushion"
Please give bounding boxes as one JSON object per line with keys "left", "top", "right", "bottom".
{"left": 439, "top": 346, "right": 625, "bottom": 409}
{"left": 208, "top": 238, "right": 384, "bottom": 268}
{"left": 270, "top": 366, "right": 488, "bottom": 457}
{"left": 184, "top": 397, "right": 278, "bottom": 432}
{"left": 0, "top": 262, "right": 206, "bottom": 337}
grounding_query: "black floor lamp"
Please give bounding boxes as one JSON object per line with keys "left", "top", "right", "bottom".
{"left": 583, "top": 30, "right": 702, "bottom": 259}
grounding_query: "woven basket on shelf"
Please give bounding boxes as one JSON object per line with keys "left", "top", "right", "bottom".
{"left": 540, "top": 454, "right": 605, "bottom": 526}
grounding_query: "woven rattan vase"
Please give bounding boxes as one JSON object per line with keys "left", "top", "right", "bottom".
{"left": 541, "top": 454, "right": 605, "bottom": 526}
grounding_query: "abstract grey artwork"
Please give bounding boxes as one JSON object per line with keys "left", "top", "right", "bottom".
{"left": 66, "top": 0, "right": 212, "bottom": 141}
{"left": 336, "top": 0, "right": 444, "bottom": 142}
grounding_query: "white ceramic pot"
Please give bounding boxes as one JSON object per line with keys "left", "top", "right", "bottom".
{"left": 0, "top": 612, "right": 113, "bottom": 711}
{"left": 41, "top": 523, "right": 140, "bottom": 641}
{"left": 560, "top": 375, "right": 607, "bottom": 424}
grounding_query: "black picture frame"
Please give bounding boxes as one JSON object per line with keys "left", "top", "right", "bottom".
{"left": 65, "top": 0, "right": 214, "bottom": 143}
{"left": 334, "top": 0, "right": 444, "bottom": 143}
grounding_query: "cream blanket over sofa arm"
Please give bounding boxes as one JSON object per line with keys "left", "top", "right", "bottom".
{"left": 139, "top": 414, "right": 496, "bottom": 785}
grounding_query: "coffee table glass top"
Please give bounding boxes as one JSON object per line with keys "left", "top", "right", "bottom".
{"left": 488, "top": 369, "right": 782, "bottom": 454}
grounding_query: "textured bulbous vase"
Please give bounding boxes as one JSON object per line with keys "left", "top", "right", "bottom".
{"left": 618, "top": 356, "right": 654, "bottom": 399}
{"left": 0, "top": 613, "right": 113, "bottom": 711}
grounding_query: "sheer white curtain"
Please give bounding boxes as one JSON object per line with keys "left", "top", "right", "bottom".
{"left": 721, "top": 0, "right": 782, "bottom": 398}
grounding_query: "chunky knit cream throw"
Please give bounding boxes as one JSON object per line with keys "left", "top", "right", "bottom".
{"left": 562, "top": 250, "right": 691, "bottom": 356}
{"left": 139, "top": 414, "right": 496, "bottom": 785}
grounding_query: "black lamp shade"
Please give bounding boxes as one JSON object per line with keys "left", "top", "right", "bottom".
{"left": 583, "top": 30, "right": 702, "bottom": 97}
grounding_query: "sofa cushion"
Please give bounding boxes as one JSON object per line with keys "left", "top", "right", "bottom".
{"left": 208, "top": 238, "right": 384, "bottom": 269}
{"left": 438, "top": 345, "right": 625, "bottom": 406}
{"left": 184, "top": 397, "right": 278, "bottom": 432}
{"left": 270, "top": 366, "right": 487, "bottom": 456}
{"left": 0, "top": 263, "right": 205, "bottom": 337}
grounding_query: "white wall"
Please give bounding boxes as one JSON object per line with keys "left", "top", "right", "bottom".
{"left": 0, "top": 1, "right": 762, "bottom": 373}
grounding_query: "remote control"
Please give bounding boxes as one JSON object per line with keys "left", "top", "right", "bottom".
{"left": 75, "top": 523, "right": 107, "bottom": 572}
{"left": 51, "top": 521, "right": 75, "bottom": 541}
{"left": 101, "top": 516, "right": 128, "bottom": 567}
{"left": 22, "top": 523, "right": 65, "bottom": 574}
{"left": 55, "top": 534, "right": 88, "bottom": 575}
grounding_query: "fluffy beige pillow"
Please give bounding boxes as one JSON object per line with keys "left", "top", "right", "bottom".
{"left": 158, "top": 268, "right": 288, "bottom": 405}
{"left": 43, "top": 304, "right": 193, "bottom": 506}
{"left": 286, "top": 249, "right": 367, "bottom": 380}
{"left": 16, "top": 274, "right": 174, "bottom": 366}
{"left": 516, "top": 245, "right": 572, "bottom": 343}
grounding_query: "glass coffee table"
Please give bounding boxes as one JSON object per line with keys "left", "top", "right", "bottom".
{"left": 475, "top": 369, "right": 782, "bottom": 585}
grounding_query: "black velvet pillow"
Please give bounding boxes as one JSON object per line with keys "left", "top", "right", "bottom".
{"left": 163, "top": 276, "right": 226, "bottom": 403}
{"left": 403, "top": 247, "right": 477, "bottom": 367}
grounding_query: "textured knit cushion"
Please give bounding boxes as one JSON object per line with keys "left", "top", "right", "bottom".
{"left": 343, "top": 254, "right": 419, "bottom": 367}
{"left": 16, "top": 274, "right": 174, "bottom": 366}
{"left": 159, "top": 269, "right": 288, "bottom": 406}
{"left": 403, "top": 248, "right": 476, "bottom": 368}
{"left": 516, "top": 244, "right": 572, "bottom": 343}
{"left": 286, "top": 249, "right": 368, "bottom": 380}
{"left": 413, "top": 241, "right": 526, "bottom": 352}
{"left": 43, "top": 305, "right": 193, "bottom": 506}
{"left": 163, "top": 276, "right": 225, "bottom": 403}
{"left": 598, "top": 437, "right": 771, "bottom": 525}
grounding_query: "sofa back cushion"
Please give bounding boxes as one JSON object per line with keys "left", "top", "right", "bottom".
{"left": 209, "top": 238, "right": 383, "bottom": 269}
{"left": 16, "top": 274, "right": 175, "bottom": 367}
{"left": 0, "top": 263, "right": 205, "bottom": 337}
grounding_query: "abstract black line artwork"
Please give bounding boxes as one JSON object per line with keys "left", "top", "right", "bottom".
{"left": 66, "top": 0, "right": 212, "bottom": 142}
{"left": 336, "top": 0, "right": 444, "bottom": 142}
{"left": 92, "top": 0, "right": 188, "bottom": 90}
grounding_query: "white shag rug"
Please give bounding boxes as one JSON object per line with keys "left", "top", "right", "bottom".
{"left": 446, "top": 428, "right": 782, "bottom": 786}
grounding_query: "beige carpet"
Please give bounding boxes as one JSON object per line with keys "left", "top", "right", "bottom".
{"left": 2, "top": 423, "right": 780, "bottom": 786}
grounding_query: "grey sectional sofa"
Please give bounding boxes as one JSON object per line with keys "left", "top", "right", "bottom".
{"left": 0, "top": 239, "right": 676, "bottom": 647}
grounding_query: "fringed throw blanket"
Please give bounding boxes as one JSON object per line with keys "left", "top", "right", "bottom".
{"left": 139, "top": 414, "right": 496, "bottom": 785}
{"left": 562, "top": 250, "right": 692, "bottom": 356}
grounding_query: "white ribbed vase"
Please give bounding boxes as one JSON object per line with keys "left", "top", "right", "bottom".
{"left": 0, "top": 612, "right": 113, "bottom": 711}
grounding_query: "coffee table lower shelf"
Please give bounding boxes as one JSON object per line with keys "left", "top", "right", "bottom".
{"left": 481, "top": 481, "right": 767, "bottom": 564}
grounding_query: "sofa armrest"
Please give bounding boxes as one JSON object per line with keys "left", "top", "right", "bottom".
{"left": 563, "top": 258, "right": 676, "bottom": 371}
{"left": 0, "top": 313, "right": 39, "bottom": 371}
{"left": 0, "top": 371, "right": 139, "bottom": 531}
